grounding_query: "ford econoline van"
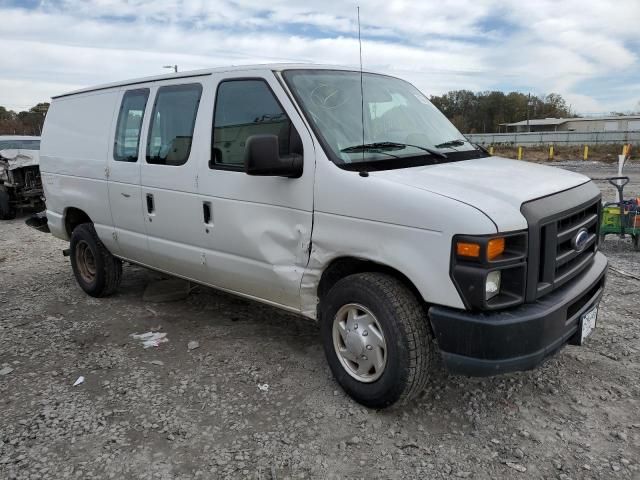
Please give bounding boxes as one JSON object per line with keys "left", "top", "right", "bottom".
{"left": 39, "top": 65, "right": 607, "bottom": 407}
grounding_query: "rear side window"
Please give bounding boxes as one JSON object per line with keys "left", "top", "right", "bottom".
{"left": 146, "top": 84, "right": 202, "bottom": 166}
{"left": 211, "top": 79, "right": 302, "bottom": 169}
{"left": 114, "top": 89, "right": 149, "bottom": 162}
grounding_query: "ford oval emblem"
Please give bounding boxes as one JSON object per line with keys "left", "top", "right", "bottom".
{"left": 572, "top": 228, "right": 589, "bottom": 252}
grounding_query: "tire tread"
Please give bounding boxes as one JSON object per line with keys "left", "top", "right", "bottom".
{"left": 323, "top": 272, "right": 435, "bottom": 407}
{"left": 71, "top": 223, "right": 122, "bottom": 297}
{"left": 357, "top": 273, "right": 433, "bottom": 404}
{"left": 0, "top": 186, "right": 16, "bottom": 220}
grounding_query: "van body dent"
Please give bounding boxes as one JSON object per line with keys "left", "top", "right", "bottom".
{"left": 40, "top": 65, "right": 607, "bottom": 407}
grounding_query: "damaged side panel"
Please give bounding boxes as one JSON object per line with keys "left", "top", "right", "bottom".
{"left": 192, "top": 71, "right": 316, "bottom": 312}
{"left": 300, "top": 213, "right": 453, "bottom": 318}
{"left": 198, "top": 198, "right": 312, "bottom": 308}
{"left": 300, "top": 152, "right": 499, "bottom": 319}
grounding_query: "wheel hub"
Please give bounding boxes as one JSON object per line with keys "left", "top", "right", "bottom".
{"left": 344, "top": 329, "right": 368, "bottom": 358}
{"left": 75, "top": 240, "right": 97, "bottom": 284}
{"left": 332, "top": 303, "right": 387, "bottom": 383}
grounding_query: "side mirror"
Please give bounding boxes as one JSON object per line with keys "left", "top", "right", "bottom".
{"left": 244, "top": 135, "right": 303, "bottom": 178}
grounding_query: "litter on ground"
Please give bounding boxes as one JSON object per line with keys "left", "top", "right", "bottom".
{"left": 73, "top": 376, "right": 85, "bottom": 386}
{"left": 131, "top": 331, "right": 168, "bottom": 348}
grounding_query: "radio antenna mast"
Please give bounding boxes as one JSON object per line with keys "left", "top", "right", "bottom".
{"left": 357, "top": 6, "right": 365, "bottom": 163}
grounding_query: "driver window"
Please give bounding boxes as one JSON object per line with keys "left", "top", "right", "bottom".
{"left": 211, "top": 79, "right": 302, "bottom": 169}
{"left": 146, "top": 83, "right": 202, "bottom": 166}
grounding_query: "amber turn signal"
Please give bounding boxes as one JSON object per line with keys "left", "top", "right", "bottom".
{"left": 487, "top": 237, "right": 505, "bottom": 260}
{"left": 456, "top": 241, "right": 480, "bottom": 258}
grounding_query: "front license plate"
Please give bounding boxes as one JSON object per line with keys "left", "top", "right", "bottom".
{"left": 580, "top": 306, "right": 598, "bottom": 344}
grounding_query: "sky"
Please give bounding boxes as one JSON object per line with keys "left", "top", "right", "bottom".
{"left": 1, "top": 0, "right": 639, "bottom": 116}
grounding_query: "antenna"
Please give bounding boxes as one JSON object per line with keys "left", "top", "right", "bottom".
{"left": 357, "top": 6, "right": 365, "bottom": 162}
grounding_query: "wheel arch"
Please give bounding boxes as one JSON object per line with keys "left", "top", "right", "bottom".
{"left": 64, "top": 207, "right": 92, "bottom": 237}
{"left": 317, "top": 256, "right": 424, "bottom": 316}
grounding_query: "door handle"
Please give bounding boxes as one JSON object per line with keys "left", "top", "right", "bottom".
{"left": 203, "top": 201, "right": 212, "bottom": 224}
{"left": 146, "top": 193, "right": 155, "bottom": 214}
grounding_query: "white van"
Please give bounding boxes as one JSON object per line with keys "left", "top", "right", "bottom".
{"left": 39, "top": 65, "right": 607, "bottom": 407}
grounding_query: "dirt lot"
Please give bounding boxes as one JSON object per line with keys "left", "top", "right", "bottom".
{"left": 1, "top": 161, "right": 639, "bottom": 480}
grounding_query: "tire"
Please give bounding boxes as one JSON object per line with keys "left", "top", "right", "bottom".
{"left": 0, "top": 186, "right": 16, "bottom": 220}
{"left": 633, "top": 235, "right": 640, "bottom": 252}
{"left": 321, "top": 272, "right": 434, "bottom": 408}
{"left": 69, "top": 223, "right": 122, "bottom": 297}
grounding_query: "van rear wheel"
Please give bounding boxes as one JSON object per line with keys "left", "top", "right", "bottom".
{"left": 321, "top": 272, "right": 434, "bottom": 408}
{"left": 70, "top": 223, "right": 122, "bottom": 297}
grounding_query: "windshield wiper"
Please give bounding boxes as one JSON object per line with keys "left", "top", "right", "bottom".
{"left": 434, "top": 139, "right": 467, "bottom": 149}
{"left": 341, "top": 142, "right": 447, "bottom": 159}
{"left": 341, "top": 141, "right": 405, "bottom": 152}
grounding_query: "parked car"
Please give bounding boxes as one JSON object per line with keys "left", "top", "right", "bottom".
{"left": 0, "top": 136, "right": 41, "bottom": 151}
{"left": 0, "top": 135, "right": 43, "bottom": 219}
{"left": 38, "top": 65, "right": 607, "bottom": 407}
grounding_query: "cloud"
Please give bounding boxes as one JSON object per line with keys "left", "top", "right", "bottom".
{"left": 0, "top": 0, "right": 638, "bottom": 114}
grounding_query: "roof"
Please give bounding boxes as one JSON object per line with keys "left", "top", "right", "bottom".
{"left": 52, "top": 63, "right": 374, "bottom": 99}
{"left": 501, "top": 115, "right": 640, "bottom": 127}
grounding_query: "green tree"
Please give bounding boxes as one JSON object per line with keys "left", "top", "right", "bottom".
{"left": 0, "top": 102, "right": 49, "bottom": 135}
{"left": 429, "top": 90, "right": 574, "bottom": 133}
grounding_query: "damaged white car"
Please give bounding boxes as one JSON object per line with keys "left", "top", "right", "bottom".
{"left": 38, "top": 65, "right": 606, "bottom": 407}
{"left": 0, "top": 136, "right": 44, "bottom": 219}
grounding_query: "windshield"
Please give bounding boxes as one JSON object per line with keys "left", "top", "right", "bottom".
{"left": 282, "top": 70, "right": 485, "bottom": 170}
{"left": 0, "top": 139, "right": 40, "bottom": 151}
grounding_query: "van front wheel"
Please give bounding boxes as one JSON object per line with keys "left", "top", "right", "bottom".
{"left": 70, "top": 223, "right": 122, "bottom": 297}
{"left": 321, "top": 273, "right": 434, "bottom": 408}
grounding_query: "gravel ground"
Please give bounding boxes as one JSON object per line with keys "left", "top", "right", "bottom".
{"left": 1, "top": 161, "right": 639, "bottom": 479}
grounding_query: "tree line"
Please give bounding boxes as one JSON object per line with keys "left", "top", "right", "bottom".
{"left": 0, "top": 103, "right": 50, "bottom": 136}
{"left": 429, "top": 91, "right": 574, "bottom": 134}
{"left": 0, "top": 91, "right": 620, "bottom": 137}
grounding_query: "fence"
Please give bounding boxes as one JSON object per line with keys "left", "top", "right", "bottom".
{"left": 466, "top": 130, "right": 640, "bottom": 146}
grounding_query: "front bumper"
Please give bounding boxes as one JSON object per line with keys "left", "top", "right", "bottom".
{"left": 429, "top": 251, "right": 607, "bottom": 376}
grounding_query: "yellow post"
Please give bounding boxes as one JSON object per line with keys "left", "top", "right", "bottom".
{"left": 489, "top": 145, "right": 494, "bottom": 155}
{"left": 517, "top": 146, "right": 523, "bottom": 160}
{"left": 549, "top": 145, "right": 554, "bottom": 160}
{"left": 583, "top": 145, "right": 589, "bottom": 160}
{"left": 622, "top": 144, "right": 628, "bottom": 156}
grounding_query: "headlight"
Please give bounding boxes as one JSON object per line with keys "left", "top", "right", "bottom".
{"left": 450, "top": 232, "right": 527, "bottom": 310}
{"left": 485, "top": 271, "right": 501, "bottom": 300}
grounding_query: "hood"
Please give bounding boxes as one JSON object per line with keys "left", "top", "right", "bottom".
{"left": 0, "top": 149, "right": 40, "bottom": 170}
{"left": 373, "top": 156, "right": 591, "bottom": 231}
